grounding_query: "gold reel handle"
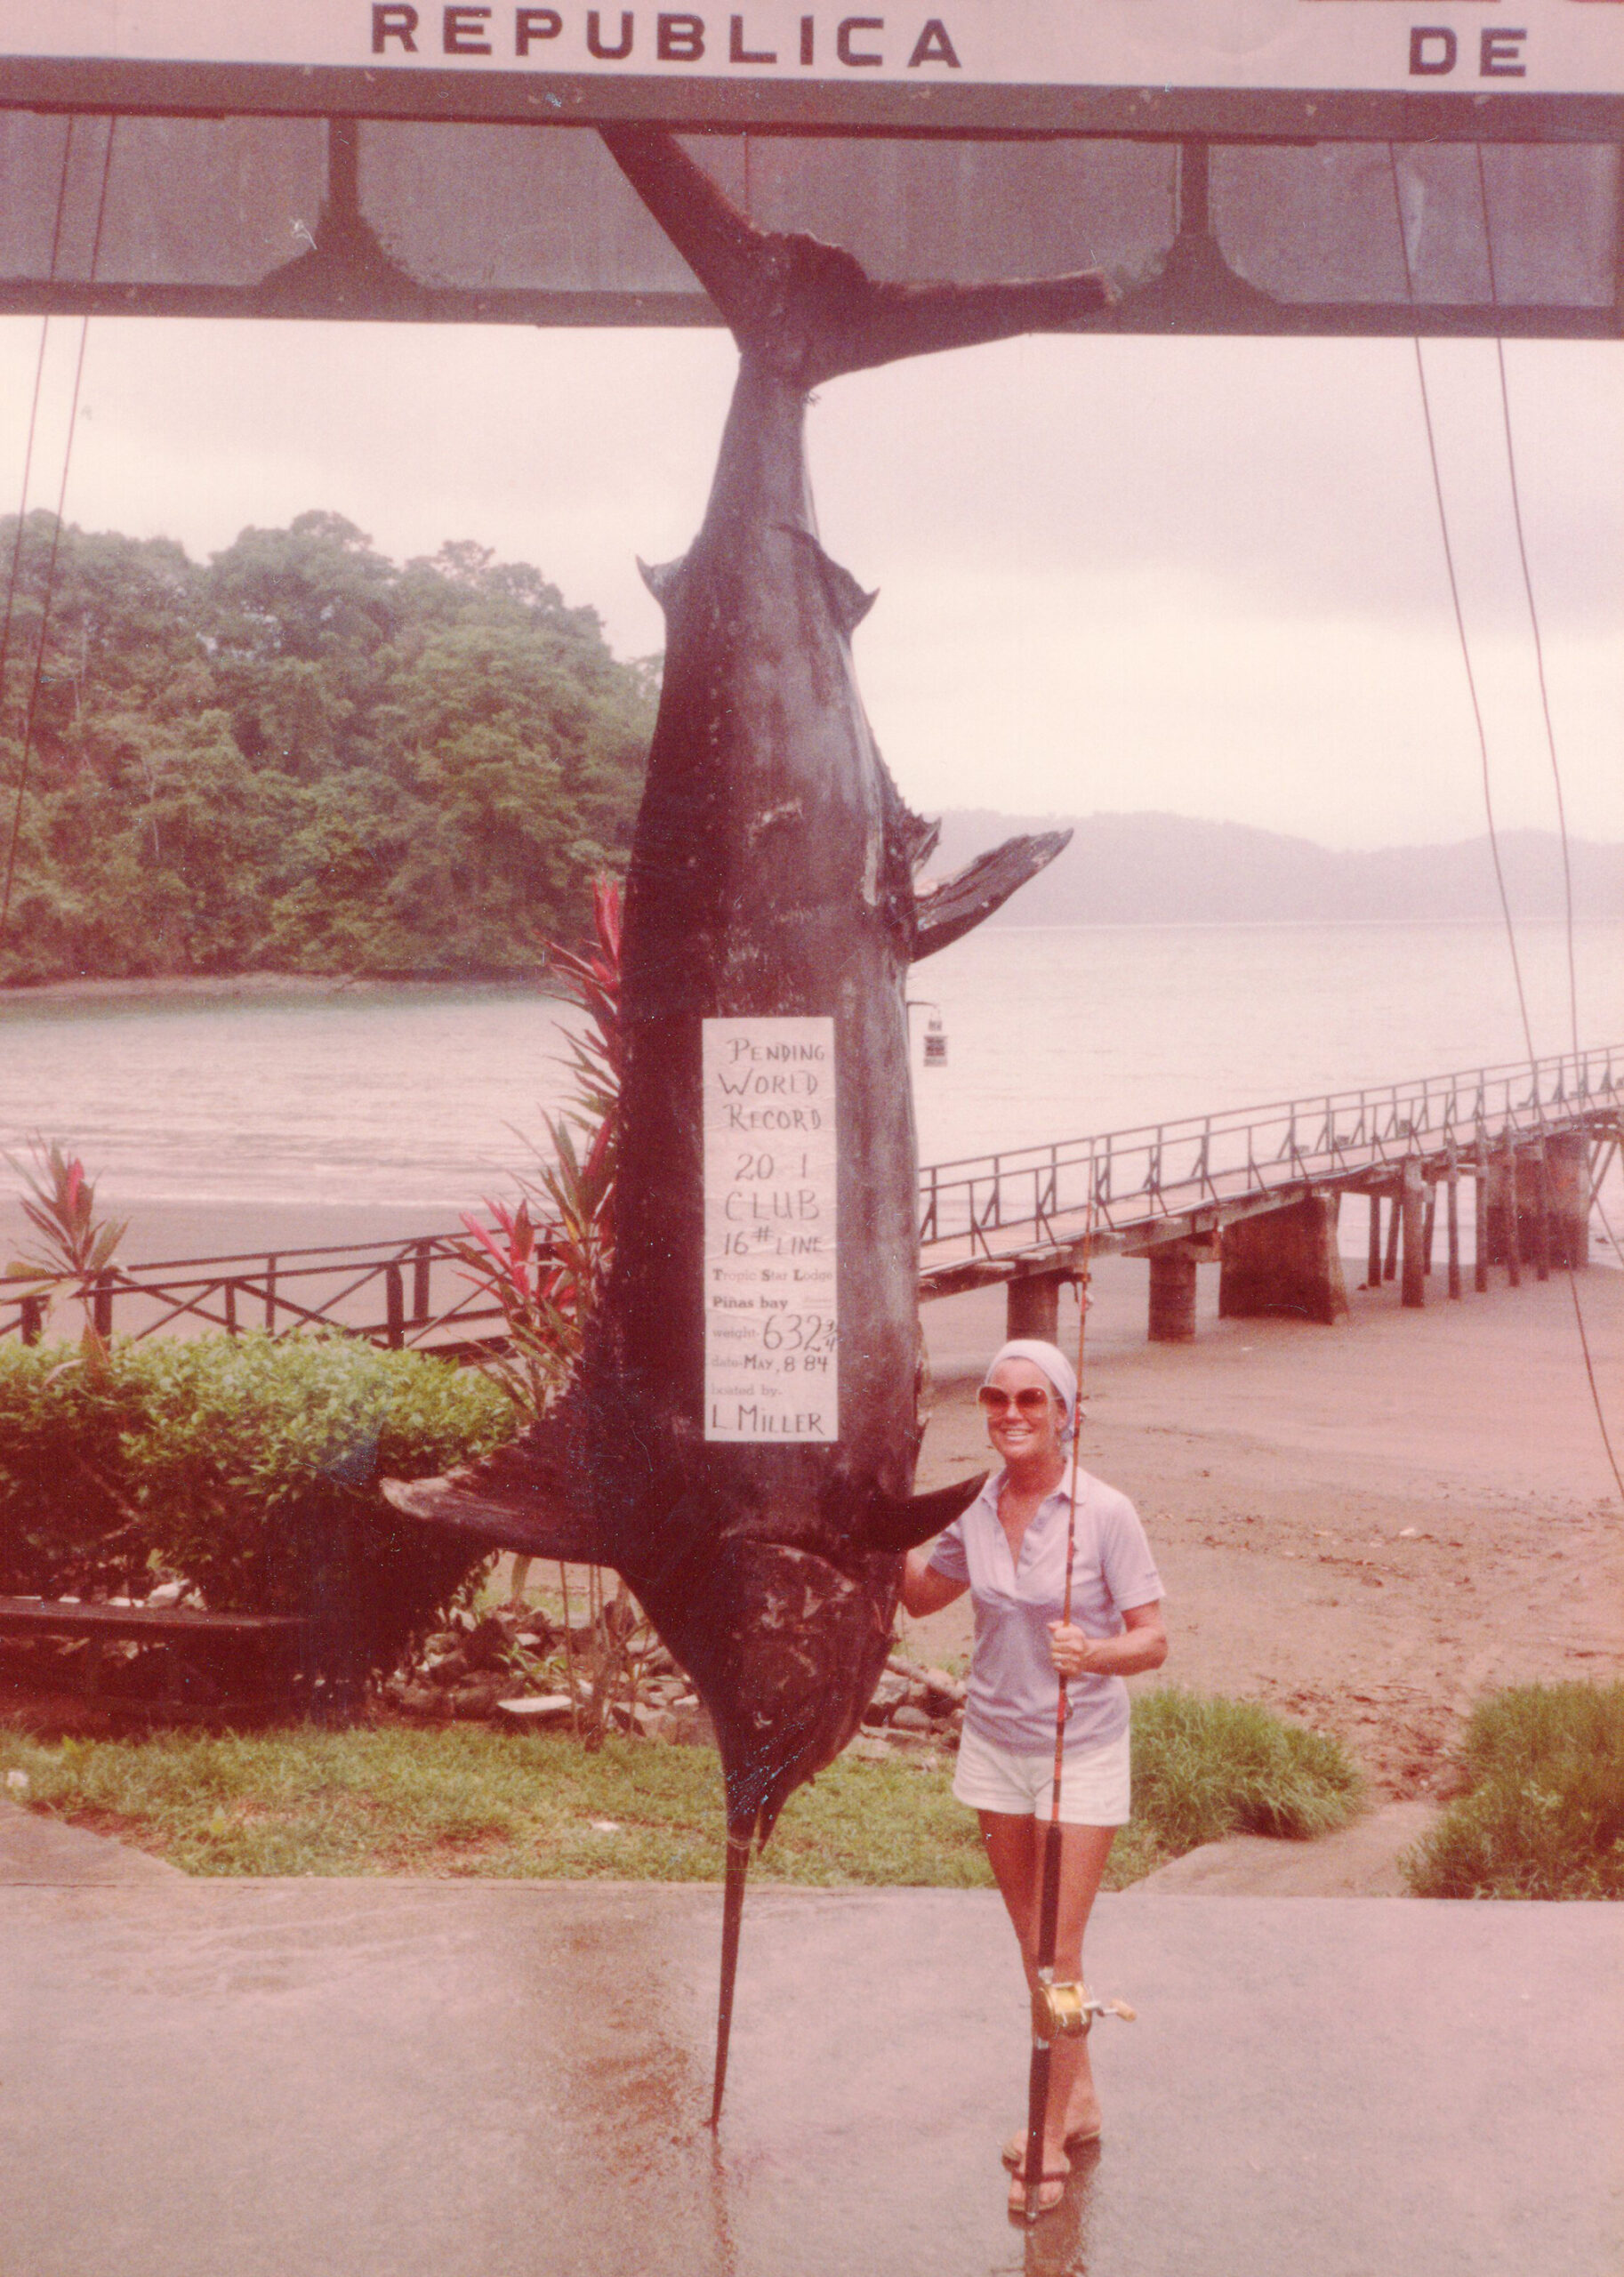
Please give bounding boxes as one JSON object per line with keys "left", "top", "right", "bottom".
{"left": 1033, "top": 1982, "right": 1138, "bottom": 2040}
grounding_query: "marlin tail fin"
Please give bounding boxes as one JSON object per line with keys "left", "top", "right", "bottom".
{"left": 600, "top": 126, "right": 1115, "bottom": 386}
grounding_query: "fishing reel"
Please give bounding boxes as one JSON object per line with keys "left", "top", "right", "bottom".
{"left": 1032, "top": 1978, "right": 1137, "bottom": 2040}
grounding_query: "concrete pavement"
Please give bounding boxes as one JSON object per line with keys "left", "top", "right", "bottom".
{"left": 2, "top": 1864, "right": 1619, "bottom": 2277}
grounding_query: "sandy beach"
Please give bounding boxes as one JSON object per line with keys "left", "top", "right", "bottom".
{"left": 5, "top": 1187, "right": 1619, "bottom": 1801}
{"left": 912, "top": 1255, "right": 1623, "bottom": 1799}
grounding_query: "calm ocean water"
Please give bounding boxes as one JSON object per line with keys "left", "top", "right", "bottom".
{"left": 1, "top": 921, "right": 1618, "bottom": 1217}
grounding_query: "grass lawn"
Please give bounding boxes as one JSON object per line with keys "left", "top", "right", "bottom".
{"left": 1403, "top": 1681, "right": 1624, "bottom": 1900}
{"left": 1, "top": 1686, "right": 1362, "bottom": 1888}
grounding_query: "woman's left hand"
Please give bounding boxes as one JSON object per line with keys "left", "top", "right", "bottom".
{"left": 1047, "top": 1621, "right": 1096, "bottom": 1679}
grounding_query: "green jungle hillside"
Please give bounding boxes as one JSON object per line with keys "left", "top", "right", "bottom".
{"left": 0, "top": 511, "right": 656, "bottom": 985}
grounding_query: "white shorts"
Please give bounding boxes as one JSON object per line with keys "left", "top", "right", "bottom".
{"left": 952, "top": 1722, "right": 1132, "bottom": 1826}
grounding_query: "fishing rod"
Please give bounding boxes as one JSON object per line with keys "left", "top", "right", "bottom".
{"left": 1018, "top": 1204, "right": 1135, "bottom": 2222}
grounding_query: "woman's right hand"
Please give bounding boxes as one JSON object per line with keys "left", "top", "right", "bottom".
{"left": 902, "top": 1546, "right": 967, "bottom": 1618}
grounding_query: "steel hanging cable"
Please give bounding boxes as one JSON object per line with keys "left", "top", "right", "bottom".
{"left": 1386, "top": 146, "right": 1624, "bottom": 1502}
{"left": 0, "top": 118, "right": 76, "bottom": 761}
{"left": 1387, "top": 153, "right": 1533, "bottom": 1034}
{"left": 1472, "top": 189, "right": 1624, "bottom": 1486}
{"left": 1474, "top": 153, "right": 1624, "bottom": 1275}
{"left": 1467, "top": 155, "right": 1624, "bottom": 1481}
{"left": 1475, "top": 149, "right": 1582, "bottom": 1067}
{"left": 0, "top": 117, "right": 116, "bottom": 952}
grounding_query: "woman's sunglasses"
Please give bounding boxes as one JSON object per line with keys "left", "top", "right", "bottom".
{"left": 977, "top": 1386, "right": 1057, "bottom": 1418}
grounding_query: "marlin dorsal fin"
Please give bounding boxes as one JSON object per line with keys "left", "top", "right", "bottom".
{"left": 638, "top": 553, "right": 689, "bottom": 614}
{"left": 784, "top": 527, "right": 877, "bottom": 638}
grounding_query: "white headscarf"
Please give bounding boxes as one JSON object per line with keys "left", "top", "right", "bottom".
{"left": 981, "top": 1339, "right": 1078, "bottom": 1441}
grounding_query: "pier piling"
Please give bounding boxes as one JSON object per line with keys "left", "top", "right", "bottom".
{"left": 1547, "top": 1132, "right": 1592, "bottom": 1270}
{"left": 1473, "top": 1135, "right": 1489, "bottom": 1293}
{"left": 1005, "top": 1270, "right": 1064, "bottom": 1343}
{"left": 1366, "top": 1193, "right": 1382, "bottom": 1290}
{"left": 1400, "top": 1162, "right": 1426, "bottom": 1309}
{"left": 1522, "top": 1145, "right": 1552, "bottom": 1283}
{"left": 1498, "top": 1147, "right": 1523, "bottom": 1288}
{"left": 1148, "top": 1245, "right": 1200, "bottom": 1342}
{"left": 1218, "top": 1195, "right": 1348, "bottom": 1326}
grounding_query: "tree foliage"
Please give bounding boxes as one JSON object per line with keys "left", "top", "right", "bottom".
{"left": 0, "top": 511, "right": 655, "bottom": 983}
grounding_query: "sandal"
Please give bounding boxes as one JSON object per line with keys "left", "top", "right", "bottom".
{"left": 1001, "top": 2124, "right": 1101, "bottom": 2171}
{"left": 1007, "top": 2163, "right": 1069, "bottom": 2217}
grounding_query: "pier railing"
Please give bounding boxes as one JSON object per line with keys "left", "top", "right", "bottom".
{"left": 915, "top": 1044, "right": 1622, "bottom": 1264}
{"left": 3, "top": 1045, "right": 1619, "bottom": 1349}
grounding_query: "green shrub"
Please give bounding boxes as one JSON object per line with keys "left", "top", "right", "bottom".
{"left": 1130, "top": 1686, "right": 1364, "bottom": 1851}
{"left": 0, "top": 1333, "right": 513, "bottom": 1689}
{"left": 0, "top": 1342, "right": 152, "bottom": 1597}
{"left": 1403, "top": 1682, "right": 1624, "bottom": 1900}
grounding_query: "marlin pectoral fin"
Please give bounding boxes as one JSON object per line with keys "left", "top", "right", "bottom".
{"left": 380, "top": 1428, "right": 608, "bottom": 1565}
{"left": 912, "top": 829, "right": 1073, "bottom": 961}
{"left": 782, "top": 527, "right": 878, "bottom": 636}
{"left": 855, "top": 1471, "right": 990, "bottom": 1554}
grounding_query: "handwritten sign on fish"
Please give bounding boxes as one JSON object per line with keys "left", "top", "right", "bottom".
{"left": 703, "top": 1018, "right": 839, "bottom": 1444}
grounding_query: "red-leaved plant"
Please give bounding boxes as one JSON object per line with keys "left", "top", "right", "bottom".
{"left": 4, "top": 1138, "right": 128, "bottom": 1375}
{"left": 452, "top": 874, "right": 621, "bottom": 1419}
{"left": 451, "top": 876, "right": 644, "bottom": 1743}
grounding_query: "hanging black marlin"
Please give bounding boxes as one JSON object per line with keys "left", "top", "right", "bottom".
{"left": 385, "top": 125, "right": 1109, "bottom": 2112}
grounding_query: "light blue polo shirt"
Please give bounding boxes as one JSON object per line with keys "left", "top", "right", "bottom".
{"left": 928, "top": 1463, "right": 1164, "bottom": 1754}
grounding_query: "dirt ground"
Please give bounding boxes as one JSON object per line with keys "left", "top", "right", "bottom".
{"left": 905, "top": 1252, "right": 1623, "bottom": 1799}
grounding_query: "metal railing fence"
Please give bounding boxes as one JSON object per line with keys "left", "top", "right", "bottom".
{"left": 1, "top": 1229, "right": 507, "bottom": 1353}
{"left": 4, "top": 1046, "right": 1618, "bottom": 1348}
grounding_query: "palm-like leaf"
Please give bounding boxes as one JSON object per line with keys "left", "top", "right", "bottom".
{"left": 4, "top": 1138, "right": 126, "bottom": 1368}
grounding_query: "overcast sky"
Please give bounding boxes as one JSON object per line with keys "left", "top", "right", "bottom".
{"left": 2, "top": 313, "right": 1618, "bottom": 851}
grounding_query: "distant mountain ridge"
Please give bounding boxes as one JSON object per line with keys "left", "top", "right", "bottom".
{"left": 929, "top": 812, "right": 1624, "bottom": 928}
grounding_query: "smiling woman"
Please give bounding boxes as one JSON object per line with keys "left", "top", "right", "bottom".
{"left": 902, "top": 1335, "right": 1166, "bottom": 2215}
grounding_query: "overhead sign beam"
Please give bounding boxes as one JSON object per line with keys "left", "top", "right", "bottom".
{"left": 3, "top": 5, "right": 1620, "bottom": 337}
{"left": 4, "top": 2, "right": 1623, "bottom": 139}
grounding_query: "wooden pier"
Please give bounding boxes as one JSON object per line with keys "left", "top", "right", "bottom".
{"left": 915, "top": 1046, "right": 1620, "bottom": 1344}
{"left": 4, "top": 1047, "right": 1618, "bottom": 1357}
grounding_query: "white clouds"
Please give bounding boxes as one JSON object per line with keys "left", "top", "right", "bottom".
{"left": 1, "top": 312, "right": 1617, "bottom": 850}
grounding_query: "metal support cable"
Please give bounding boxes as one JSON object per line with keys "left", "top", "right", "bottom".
{"left": 0, "top": 119, "right": 116, "bottom": 950}
{"left": 1475, "top": 148, "right": 1581, "bottom": 1067}
{"left": 1387, "top": 145, "right": 1623, "bottom": 1502}
{"left": 0, "top": 119, "right": 76, "bottom": 745}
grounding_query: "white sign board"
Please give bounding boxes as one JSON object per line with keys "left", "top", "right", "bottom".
{"left": 703, "top": 1018, "right": 839, "bottom": 1444}
{"left": 3, "top": 2, "right": 1622, "bottom": 96}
